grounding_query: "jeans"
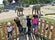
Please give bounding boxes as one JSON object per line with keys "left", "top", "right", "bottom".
{"left": 19, "top": 27, "right": 23, "bottom": 33}
{"left": 32, "top": 23, "right": 37, "bottom": 28}
{"left": 28, "top": 27, "right": 31, "bottom": 35}
{"left": 23, "top": 28, "right": 26, "bottom": 33}
{"left": 8, "top": 31, "right": 12, "bottom": 38}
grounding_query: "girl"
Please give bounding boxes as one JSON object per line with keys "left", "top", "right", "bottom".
{"left": 32, "top": 15, "right": 38, "bottom": 34}
{"left": 6, "top": 22, "right": 13, "bottom": 38}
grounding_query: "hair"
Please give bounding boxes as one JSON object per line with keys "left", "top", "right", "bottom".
{"left": 14, "top": 16, "right": 19, "bottom": 20}
{"left": 33, "top": 15, "right": 38, "bottom": 18}
{"left": 6, "top": 22, "right": 12, "bottom": 27}
{"left": 27, "top": 15, "right": 29, "bottom": 17}
{"left": 36, "top": 15, "right": 38, "bottom": 18}
{"left": 33, "top": 15, "right": 35, "bottom": 17}
{"left": 33, "top": 15, "right": 36, "bottom": 18}
{"left": 26, "top": 16, "right": 29, "bottom": 18}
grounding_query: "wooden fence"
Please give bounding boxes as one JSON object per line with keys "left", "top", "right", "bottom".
{"left": 0, "top": 21, "right": 18, "bottom": 40}
{"left": 0, "top": 19, "right": 55, "bottom": 40}
{"left": 37, "top": 19, "right": 55, "bottom": 40}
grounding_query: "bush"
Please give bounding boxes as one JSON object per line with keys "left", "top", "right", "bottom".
{"left": 14, "top": 0, "right": 19, "bottom": 3}
{"left": 3, "top": 0, "right": 9, "bottom": 6}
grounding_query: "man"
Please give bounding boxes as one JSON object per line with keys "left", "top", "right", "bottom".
{"left": 26, "top": 16, "right": 31, "bottom": 35}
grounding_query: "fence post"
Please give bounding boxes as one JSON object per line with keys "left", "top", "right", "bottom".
{"left": 2, "top": 24, "right": 7, "bottom": 40}
{"left": 47, "top": 22, "right": 51, "bottom": 39}
{"left": 39, "top": 19, "right": 42, "bottom": 35}
{"left": 39, "top": 19, "right": 43, "bottom": 40}
{"left": 51, "top": 23, "right": 55, "bottom": 40}
{"left": 13, "top": 22, "right": 17, "bottom": 40}
{"left": 43, "top": 20, "right": 46, "bottom": 40}
{"left": 43, "top": 20, "right": 46, "bottom": 36}
{"left": 0, "top": 24, "right": 2, "bottom": 40}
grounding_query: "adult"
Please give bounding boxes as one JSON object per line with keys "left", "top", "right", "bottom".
{"left": 14, "top": 17, "right": 23, "bottom": 33}
{"left": 22, "top": 16, "right": 27, "bottom": 34}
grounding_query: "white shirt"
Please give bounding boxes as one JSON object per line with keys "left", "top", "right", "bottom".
{"left": 22, "top": 19, "right": 27, "bottom": 28}
{"left": 7, "top": 26, "right": 13, "bottom": 32}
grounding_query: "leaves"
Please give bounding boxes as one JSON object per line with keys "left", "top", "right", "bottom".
{"left": 14, "top": 0, "right": 19, "bottom": 2}
{"left": 8, "top": 0, "right": 13, "bottom": 3}
{"left": 3, "top": 0, "right": 9, "bottom": 6}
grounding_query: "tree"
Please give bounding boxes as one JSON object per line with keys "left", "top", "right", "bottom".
{"left": 14, "top": 0, "right": 19, "bottom": 3}
{"left": 8, "top": 0, "right": 13, "bottom": 3}
{"left": 3, "top": 0, "right": 9, "bottom": 6}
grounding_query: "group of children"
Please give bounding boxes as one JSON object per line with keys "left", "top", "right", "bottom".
{"left": 6, "top": 14, "right": 38, "bottom": 38}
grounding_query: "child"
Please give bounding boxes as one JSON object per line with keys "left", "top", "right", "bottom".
{"left": 31, "top": 15, "right": 38, "bottom": 34}
{"left": 6, "top": 22, "right": 13, "bottom": 38}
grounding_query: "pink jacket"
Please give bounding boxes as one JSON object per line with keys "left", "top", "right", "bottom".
{"left": 32, "top": 17, "right": 38, "bottom": 24}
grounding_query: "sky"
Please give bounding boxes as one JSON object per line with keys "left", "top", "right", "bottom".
{"left": 0, "top": 0, "right": 3, "bottom": 4}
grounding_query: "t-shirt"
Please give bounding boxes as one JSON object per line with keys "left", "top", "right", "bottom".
{"left": 32, "top": 17, "right": 38, "bottom": 24}
{"left": 27, "top": 18, "right": 31, "bottom": 27}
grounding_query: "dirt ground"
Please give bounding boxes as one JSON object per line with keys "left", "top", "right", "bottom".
{"left": 0, "top": 5, "right": 55, "bottom": 21}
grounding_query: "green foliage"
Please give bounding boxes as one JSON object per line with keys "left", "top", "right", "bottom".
{"left": 14, "top": 0, "right": 19, "bottom": 2}
{"left": 8, "top": 0, "right": 13, "bottom": 3}
{"left": 3, "top": 0, "right": 9, "bottom": 6}
{"left": 41, "top": 17, "right": 55, "bottom": 23}
{"left": 3, "top": 0, "right": 52, "bottom": 6}
{"left": 0, "top": 18, "right": 14, "bottom": 24}
{"left": 45, "top": 13, "right": 55, "bottom": 16}
{"left": 0, "top": 5, "right": 3, "bottom": 9}
{"left": 22, "top": 0, "right": 51, "bottom": 5}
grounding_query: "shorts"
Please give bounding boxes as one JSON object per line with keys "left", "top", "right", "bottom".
{"left": 32, "top": 23, "right": 37, "bottom": 28}
{"left": 19, "top": 26, "right": 23, "bottom": 33}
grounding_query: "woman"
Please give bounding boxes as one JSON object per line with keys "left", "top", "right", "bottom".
{"left": 22, "top": 15, "right": 27, "bottom": 34}
{"left": 14, "top": 17, "right": 23, "bottom": 33}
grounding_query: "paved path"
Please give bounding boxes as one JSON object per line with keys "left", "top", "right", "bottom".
{"left": 9, "top": 33, "right": 40, "bottom": 40}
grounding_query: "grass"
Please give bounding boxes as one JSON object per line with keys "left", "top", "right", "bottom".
{"left": 0, "top": 18, "right": 14, "bottom": 24}
{"left": 45, "top": 13, "right": 55, "bottom": 16}
{"left": 0, "top": 4, "right": 3, "bottom": 9}
{"left": 0, "top": 14, "right": 55, "bottom": 24}
{"left": 29, "top": 15, "right": 33, "bottom": 18}
{"left": 40, "top": 17, "right": 55, "bottom": 23}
